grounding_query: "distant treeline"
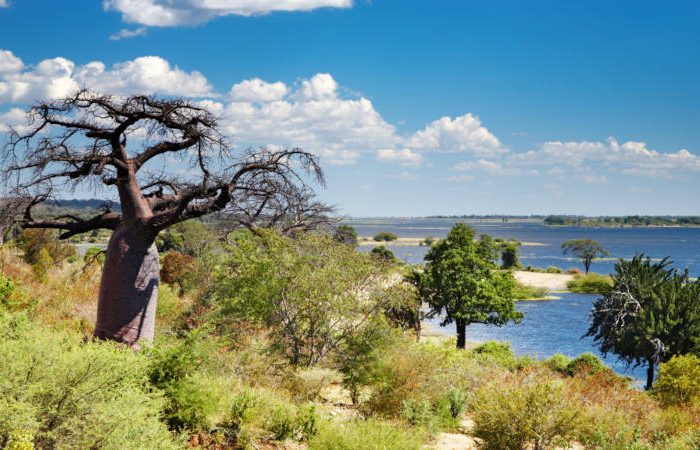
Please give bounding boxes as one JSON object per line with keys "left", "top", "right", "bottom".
{"left": 544, "top": 215, "right": 700, "bottom": 227}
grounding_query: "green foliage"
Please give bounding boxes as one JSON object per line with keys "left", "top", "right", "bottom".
{"left": 83, "top": 246, "right": 105, "bottom": 265}
{"left": 336, "top": 317, "right": 396, "bottom": 404}
{"left": 0, "top": 274, "right": 16, "bottom": 307}
{"left": 146, "top": 330, "right": 220, "bottom": 431}
{"left": 402, "top": 399, "right": 433, "bottom": 425}
{"left": 373, "top": 231, "right": 398, "bottom": 242}
{"left": 513, "top": 281, "right": 547, "bottom": 300}
{"left": 566, "top": 352, "right": 608, "bottom": 377}
{"left": 561, "top": 238, "right": 609, "bottom": 274}
{"left": 0, "top": 312, "right": 179, "bottom": 449}
{"left": 545, "top": 265, "right": 563, "bottom": 273}
{"left": 420, "top": 237, "right": 436, "bottom": 247}
{"left": 212, "top": 229, "right": 393, "bottom": 366}
{"left": 495, "top": 239, "right": 521, "bottom": 269}
{"left": 443, "top": 387, "right": 469, "bottom": 419}
{"left": 5, "top": 429, "right": 34, "bottom": 450}
{"left": 334, "top": 224, "right": 359, "bottom": 246}
{"left": 418, "top": 224, "right": 522, "bottom": 348}
{"left": 587, "top": 255, "right": 700, "bottom": 388}
{"left": 30, "top": 248, "right": 52, "bottom": 283}
{"left": 654, "top": 354, "right": 700, "bottom": 406}
{"left": 471, "top": 377, "right": 580, "bottom": 450}
{"left": 16, "top": 229, "right": 75, "bottom": 265}
{"left": 370, "top": 245, "right": 396, "bottom": 261}
{"left": 567, "top": 273, "right": 613, "bottom": 294}
{"left": 545, "top": 353, "right": 572, "bottom": 374}
{"left": 308, "top": 419, "right": 426, "bottom": 450}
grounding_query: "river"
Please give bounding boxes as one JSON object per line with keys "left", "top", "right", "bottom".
{"left": 346, "top": 218, "right": 700, "bottom": 382}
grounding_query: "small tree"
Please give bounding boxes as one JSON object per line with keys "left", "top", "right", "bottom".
{"left": 586, "top": 255, "right": 700, "bottom": 389}
{"left": 334, "top": 224, "right": 358, "bottom": 246}
{"left": 418, "top": 223, "right": 522, "bottom": 349}
{"left": 370, "top": 245, "right": 395, "bottom": 262}
{"left": 561, "top": 239, "right": 609, "bottom": 274}
{"left": 496, "top": 238, "right": 521, "bottom": 269}
{"left": 373, "top": 232, "right": 397, "bottom": 242}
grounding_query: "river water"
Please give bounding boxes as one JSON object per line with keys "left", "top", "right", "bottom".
{"left": 346, "top": 218, "right": 700, "bottom": 381}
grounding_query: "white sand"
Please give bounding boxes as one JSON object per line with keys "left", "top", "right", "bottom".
{"left": 514, "top": 271, "right": 574, "bottom": 291}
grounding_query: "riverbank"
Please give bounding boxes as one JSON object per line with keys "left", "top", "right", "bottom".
{"left": 358, "top": 237, "right": 548, "bottom": 247}
{"left": 514, "top": 270, "right": 574, "bottom": 291}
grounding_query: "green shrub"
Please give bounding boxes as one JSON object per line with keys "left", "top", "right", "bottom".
{"left": 146, "top": 330, "right": 221, "bottom": 431}
{"left": 268, "top": 403, "right": 297, "bottom": 440}
{"left": 0, "top": 312, "right": 179, "bottom": 449}
{"left": 654, "top": 354, "right": 700, "bottom": 406}
{"left": 567, "top": 352, "right": 607, "bottom": 377}
{"left": 443, "top": 387, "right": 469, "bottom": 419}
{"left": 370, "top": 245, "right": 396, "bottom": 261}
{"left": 402, "top": 399, "right": 433, "bottom": 426}
{"left": 373, "top": 232, "right": 398, "bottom": 242}
{"left": 471, "top": 377, "right": 580, "bottom": 450}
{"left": 545, "top": 266, "right": 563, "bottom": 273}
{"left": 0, "top": 274, "right": 16, "bottom": 308}
{"left": 83, "top": 246, "right": 106, "bottom": 265}
{"left": 308, "top": 418, "right": 426, "bottom": 450}
{"left": 31, "top": 248, "right": 52, "bottom": 283}
{"left": 470, "top": 341, "right": 516, "bottom": 368}
{"left": 545, "top": 353, "right": 572, "bottom": 374}
{"left": 567, "top": 273, "right": 613, "bottom": 294}
{"left": 513, "top": 281, "right": 547, "bottom": 300}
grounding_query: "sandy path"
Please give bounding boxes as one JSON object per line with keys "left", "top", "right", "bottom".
{"left": 514, "top": 271, "right": 574, "bottom": 291}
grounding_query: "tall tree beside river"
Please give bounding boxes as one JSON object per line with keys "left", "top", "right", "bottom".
{"left": 418, "top": 223, "right": 522, "bottom": 349}
{"left": 586, "top": 255, "right": 700, "bottom": 390}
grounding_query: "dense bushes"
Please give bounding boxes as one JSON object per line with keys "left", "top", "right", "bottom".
{"left": 0, "top": 312, "right": 179, "bottom": 449}
{"left": 471, "top": 375, "right": 580, "bottom": 450}
{"left": 567, "top": 273, "right": 613, "bottom": 293}
{"left": 654, "top": 355, "right": 700, "bottom": 406}
{"left": 309, "top": 419, "right": 425, "bottom": 450}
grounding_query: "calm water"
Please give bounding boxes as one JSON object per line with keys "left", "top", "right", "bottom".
{"left": 347, "top": 218, "right": 700, "bottom": 381}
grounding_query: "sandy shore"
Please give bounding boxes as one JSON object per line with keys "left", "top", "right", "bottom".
{"left": 513, "top": 270, "right": 574, "bottom": 291}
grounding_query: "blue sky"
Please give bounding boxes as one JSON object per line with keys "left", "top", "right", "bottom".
{"left": 1, "top": 0, "right": 699, "bottom": 216}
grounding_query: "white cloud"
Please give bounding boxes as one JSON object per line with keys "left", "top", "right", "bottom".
{"left": 109, "top": 27, "right": 147, "bottom": 40}
{"left": 0, "top": 0, "right": 8, "bottom": 7}
{"left": 0, "top": 107, "right": 29, "bottom": 133}
{"left": 222, "top": 73, "right": 399, "bottom": 165}
{"left": 454, "top": 158, "right": 538, "bottom": 176}
{"left": 0, "top": 52, "right": 212, "bottom": 103}
{"left": 229, "top": 78, "right": 288, "bottom": 102}
{"left": 0, "top": 50, "right": 23, "bottom": 74}
{"left": 510, "top": 137, "right": 700, "bottom": 178}
{"left": 376, "top": 148, "right": 422, "bottom": 167}
{"left": 406, "top": 113, "right": 505, "bottom": 155}
{"left": 103, "top": 0, "right": 353, "bottom": 26}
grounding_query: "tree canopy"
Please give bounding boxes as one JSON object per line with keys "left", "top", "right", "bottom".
{"left": 586, "top": 255, "right": 700, "bottom": 389}
{"left": 418, "top": 223, "right": 522, "bottom": 348}
{"left": 561, "top": 239, "right": 609, "bottom": 274}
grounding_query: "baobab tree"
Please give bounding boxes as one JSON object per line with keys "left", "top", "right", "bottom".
{"left": 1, "top": 90, "right": 327, "bottom": 348}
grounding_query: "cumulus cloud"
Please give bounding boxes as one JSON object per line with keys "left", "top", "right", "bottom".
{"left": 406, "top": 113, "right": 505, "bottom": 155}
{"left": 229, "top": 78, "right": 288, "bottom": 102}
{"left": 0, "top": 52, "right": 212, "bottom": 103}
{"left": 109, "top": 27, "right": 147, "bottom": 40}
{"left": 222, "top": 73, "right": 399, "bottom": 165}
{"left": 0, "top": 50, "right": 23, "bottom": 75}
{"left": 376, "top": 148, "right": 423, "bottom": 167}
{"left": 454, "top": 158, "right": 537, "bottom": 176}
{"left": 0, "top": 107, "right": 29, "bottom": 133}
{"left": 103, "top": 0, "right": 353, "bottom": 26}
{"left": 0, "top": 0, "right": 8, "bottom": 7}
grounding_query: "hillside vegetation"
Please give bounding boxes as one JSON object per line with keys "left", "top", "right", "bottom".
{"left": 1, "top": 224, "right": 699, "bottom": 449}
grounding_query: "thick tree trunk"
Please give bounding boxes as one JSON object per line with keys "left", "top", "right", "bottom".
{"left": 94, "top": 224, "right": 159, "bottom": 348}
{"left": 645, "top": 359, "right": 655, "bottom": 390}
{"left": 456, "top": 319, "right": 467, "bottom": 349}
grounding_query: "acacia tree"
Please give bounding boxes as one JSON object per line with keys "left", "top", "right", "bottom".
{"left": 561, "top": 239, "right": 609, "bottom": 274}
{"left": 586, "top": 255, "right": 700, "bottom": 389}
{"left": 418, "top": 223, "right": 522, "bottom": 349}
{"left": 1, "top": 91, "right": 326, "bottom": 348}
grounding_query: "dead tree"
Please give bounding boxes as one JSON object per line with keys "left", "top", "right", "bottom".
{"left": 2, "top": 91, "right": 326, "bottom": 348}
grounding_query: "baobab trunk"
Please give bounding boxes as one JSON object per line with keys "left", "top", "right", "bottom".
{"left": 94, "top": 224, "right": 159, "bottom": 348}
